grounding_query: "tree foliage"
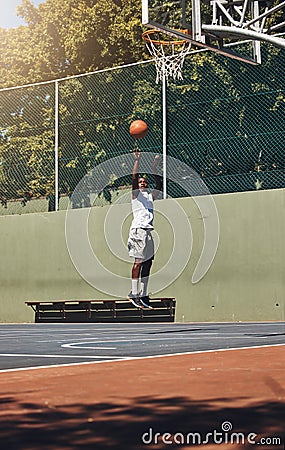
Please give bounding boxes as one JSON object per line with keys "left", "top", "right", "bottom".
{"left": 0, "top": 0, "right": 146, "bottom": 88}
{"left": 0, "top": 1, "right": 284, "bottom": 211}
{"left": 0, "top": 0, "right": 148, "bottom": 208}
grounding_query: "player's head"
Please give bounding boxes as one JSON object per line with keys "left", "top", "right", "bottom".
{"left": 138, "top": 176, "right": 148, "bottom": 190}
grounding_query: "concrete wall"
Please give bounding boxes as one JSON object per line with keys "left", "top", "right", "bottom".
{"left": 0, "top": 188, "right": 284, "bottom": 323}
{"left": 174, "top": 189, "right": 285, "bottom": 322}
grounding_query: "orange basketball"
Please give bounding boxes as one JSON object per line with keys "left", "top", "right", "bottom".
{"left": 129, "top": 120, "right": 148, "bottom": 139}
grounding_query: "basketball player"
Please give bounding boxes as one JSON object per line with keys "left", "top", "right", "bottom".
{"left": 127, "top": 151, "right": 162, "bottom": 308}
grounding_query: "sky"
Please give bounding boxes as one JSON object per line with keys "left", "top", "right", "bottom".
{"left": 0, "top": 0, "right": 44, "bottom": 28}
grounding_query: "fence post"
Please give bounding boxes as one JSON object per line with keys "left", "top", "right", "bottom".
{"left": 54, "top": 80, "right": 59, "bottom": 211}
{"left": 162, "top": 74, "right": 167, "bottom": 199}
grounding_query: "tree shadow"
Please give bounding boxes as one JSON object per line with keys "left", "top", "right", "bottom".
{"left": 0, "top": 395, "right": 284, "bottom": 449}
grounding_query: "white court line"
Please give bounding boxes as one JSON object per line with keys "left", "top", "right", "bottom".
{"left": 0, "top": 353, "right": 122, "bottom": 359}
{"left": 60, "top": 334, "right": 284, "bottom": 348}
{"left": 0, "top": 343, "right": 284, "bottom": 373}
{"left": 61, "top": 346, "right": 118, "bottom": 350}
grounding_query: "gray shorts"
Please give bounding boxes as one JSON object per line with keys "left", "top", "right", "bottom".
{"left": 128, "top": 228, "right": 154, "bottom": 261}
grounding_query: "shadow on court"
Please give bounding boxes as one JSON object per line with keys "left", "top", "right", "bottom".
{"left": 0, "top": 395, "right": 284, "bottom": 449}
{"left": 0, "top": 344, "right": 284, "bottom": 449}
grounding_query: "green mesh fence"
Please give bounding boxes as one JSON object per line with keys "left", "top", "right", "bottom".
{"left": 0, "top": 83, "right": 55, "bottom": 214}
{"left": 57, "top": 63, "right": 162, "bottom": 209}
{"left": 167, "top": 45, "right": 285, "bottom": 197}
{"left": 0, "top": 43, "right": 284, "bottom": 215}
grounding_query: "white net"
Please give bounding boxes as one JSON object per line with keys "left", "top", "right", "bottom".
{"left": 145, "top": 39, "right": 192, "bottom": 84}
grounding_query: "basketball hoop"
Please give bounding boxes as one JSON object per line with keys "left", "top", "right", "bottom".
{"left": 142, "top": 29, "right": 192, "bottom": 83}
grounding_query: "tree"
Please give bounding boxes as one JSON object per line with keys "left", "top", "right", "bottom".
{"left": 0, "top": 84, "right": 55, "bottom": 204}
{"left": 0, "top": 0, "right": 284, "bottom": 209}
{"left": 0, "top": 0, "right": 146, "bottom": 89}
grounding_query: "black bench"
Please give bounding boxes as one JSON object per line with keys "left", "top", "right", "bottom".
{"left": 25, "top": 298, "right": 176, "bottom": 323}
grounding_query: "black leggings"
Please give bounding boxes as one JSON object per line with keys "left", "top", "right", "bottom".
{"left": 141, "top": 259, "right": 153, "bottom": 278}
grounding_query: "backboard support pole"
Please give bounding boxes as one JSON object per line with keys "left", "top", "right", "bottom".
{"left": 190, "top": 0, "right": 204, "bottom": 43}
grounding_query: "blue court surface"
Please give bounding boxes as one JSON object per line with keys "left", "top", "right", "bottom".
{"left": 0, "top": 322, "right": 284, "bottom": 371}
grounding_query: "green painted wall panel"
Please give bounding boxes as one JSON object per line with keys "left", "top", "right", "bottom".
{"left": 174, "top": 189, "right": 285, "bottom": 322}
{"left": 0, "top": 189, "right": 284, "bottom": 322}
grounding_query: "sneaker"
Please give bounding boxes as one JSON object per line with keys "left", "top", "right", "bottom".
{"left": 128, "top": 292, "right": 143, "bottom": 309}
{"left": 140, "top": 296, "right": 154, "bottom": 309}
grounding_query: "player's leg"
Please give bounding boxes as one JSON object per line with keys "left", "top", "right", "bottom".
{"left": 127, "top": 228, "right": 149, "bottom": 308}
{"left": 140, "top": 258, "right": 152, "bottom": 297}
{"left": 140, "top": 231, "right": 155, "bottom": 308}
{"left": 131, "top": 259, "right": 143, "bottom": 295}
{"left": 128, "top": 259, "right": 144, "bottom": 307}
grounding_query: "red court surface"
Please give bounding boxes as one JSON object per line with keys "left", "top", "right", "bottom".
{"left": 0, "top": 344, "right": 284, "bottom": 449}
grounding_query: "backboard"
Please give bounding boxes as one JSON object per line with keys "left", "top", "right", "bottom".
{"left": 142, "top": 0, "right": 285, "bottom": 64}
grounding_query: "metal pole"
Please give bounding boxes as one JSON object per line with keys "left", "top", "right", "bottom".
{"left": 54, "top": 80, "right": 59, "bottom": 211}
{"left": 192, "top": 0, "right": 202, "bottom": 42}
{"left": 162, "top": 74, "right": 167, "bottom": 199}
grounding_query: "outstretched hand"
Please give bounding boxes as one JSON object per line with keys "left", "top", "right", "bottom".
{"left": 152, "top": 154, "right": 160, "bottom": 170}
{"left": 133, "top": 149, "right": 141, "bottom": 160}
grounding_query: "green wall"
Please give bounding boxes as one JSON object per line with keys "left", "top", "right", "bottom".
{"left": 174, "top": 189, "right": 285, "bottom": 322}
{"left": 0, "top": 188, "right": 284, "bottom": 323}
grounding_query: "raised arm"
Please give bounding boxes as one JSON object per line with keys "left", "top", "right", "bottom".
{"left": 132, "top": 150, "right": 141, "bottom": 198}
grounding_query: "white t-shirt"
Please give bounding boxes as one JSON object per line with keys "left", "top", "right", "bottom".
{"left": 131, "top": 190, "right": 154, "bottom": 229}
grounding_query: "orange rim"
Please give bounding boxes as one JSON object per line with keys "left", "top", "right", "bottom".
{"left": 142, "top": 29, "right": 190, "bottom": 46}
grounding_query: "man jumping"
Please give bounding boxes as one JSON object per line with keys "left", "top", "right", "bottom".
{"left": 127, "top": 151, "right": 162, "bottom": 309}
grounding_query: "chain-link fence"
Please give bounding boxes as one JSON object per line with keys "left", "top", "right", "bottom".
{"left": 0, "top": 44, "right": 284, "bottom": 215}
